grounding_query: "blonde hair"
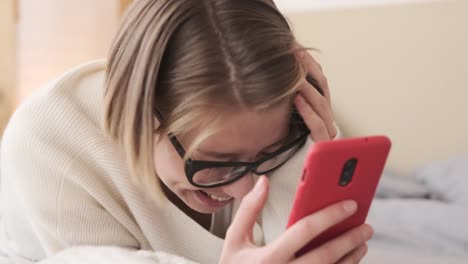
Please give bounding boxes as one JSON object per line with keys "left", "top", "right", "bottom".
{"left": 103, "top": 0, "right": 307, "bottom": 203}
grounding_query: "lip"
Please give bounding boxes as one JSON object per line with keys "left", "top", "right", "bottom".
{"left": 194, "top": 190, "right": 233, "bottom": 208}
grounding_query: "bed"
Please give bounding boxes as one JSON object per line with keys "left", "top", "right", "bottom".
{"left": 363, "top": 155, "right": 468, "bottom": 263}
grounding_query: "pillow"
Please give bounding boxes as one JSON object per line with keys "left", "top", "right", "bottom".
{"left": 376, "top": 169, "right": 429, "bottom": 199}
{"left": 413, "top": 153, "right": 468, "bottom": 205}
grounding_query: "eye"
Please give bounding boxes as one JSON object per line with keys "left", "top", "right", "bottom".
{"left": 259, "top": 151, "right": 273, "bottom": 156}
{"left": 259, "top": 144, "right": 283, "bottom": 157}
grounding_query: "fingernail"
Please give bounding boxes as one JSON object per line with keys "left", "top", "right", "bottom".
{"left": 293, "top": 95, "right": 301, "bottom": 104}
{"left": 363, "top": 225, "right": 374, "bottom": 239}
{"left": 343, "top": 200, "right": 357, "bottom": 213}
{"left": 295, "top": 95, "right": 304, "bottom": 105}
{"left": 252, "top": 177, "right": 265, "bottom": 195}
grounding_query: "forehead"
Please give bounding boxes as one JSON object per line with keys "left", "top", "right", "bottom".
{"left": 196, "top": 103, "right": 292, "bottom": 153}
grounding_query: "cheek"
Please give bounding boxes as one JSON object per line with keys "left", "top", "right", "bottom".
{"left": 153, "top": 137, "right": 188, "bottom": 189}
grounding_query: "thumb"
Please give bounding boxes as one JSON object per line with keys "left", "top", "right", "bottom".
{"left": 225, "top": 176, "right": 269, "bottom": 246}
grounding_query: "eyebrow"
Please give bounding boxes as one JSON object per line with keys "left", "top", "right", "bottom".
{"left": 198, "top": 137, "right": 286, "bottom": 159}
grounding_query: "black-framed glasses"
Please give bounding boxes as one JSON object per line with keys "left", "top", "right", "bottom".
{"left": 155, "top": 109, "right": 310, "bottom": 188}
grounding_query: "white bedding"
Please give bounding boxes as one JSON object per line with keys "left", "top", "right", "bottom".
{"left": 1, "top": 154, "right": 468, "bottom": 263}
{"left": 363, "top": 154, "right": 468, "bottom": 263}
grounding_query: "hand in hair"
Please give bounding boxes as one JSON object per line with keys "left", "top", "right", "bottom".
{"left": 294, "top": 49, "right": 338, "bottom": 142}
{"left": 220, "top": 176, "right": 372, "bottom": 264}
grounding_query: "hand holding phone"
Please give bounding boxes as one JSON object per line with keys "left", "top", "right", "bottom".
{"left": 287, "top": 135, "right": 391, "bottom": 256}
{"left": 222, "top": 177, "right": 374, "bottom": 264}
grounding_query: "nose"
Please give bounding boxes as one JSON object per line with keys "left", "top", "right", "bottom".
{"left": 220, "top": 173, "right": 255, "bottom": 200}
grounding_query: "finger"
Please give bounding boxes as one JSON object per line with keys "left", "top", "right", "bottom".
{"left": 299, "top": 87, "right": 336, "bottom": 139}
{"left": 299, "top": 51, "right": 331, "bottom": 103}
{"left": 300, "top": 52, "right": 337, "bottom": 139}
{"left": 293, "top": 43, "right": 328, "bottom": 100}
{"left": 225, "top": 176, "right": 269, "bottom": 247}
{"left": 307, "top": 224, "right": 373, "bottom": 264}
{"left": 294, "top": 95, "right": 330, "bottom": 142}
{"left": 306, "top": 74, "right": 324, "bottom": 96}
{"left": 300, "top": 70, "right": 336, "bottom": 138}
{"left": 336, "top": 243, "right": 368, "bottom": 264}
{"left": 270, "top": 200, "right": 358, "bottom": 258}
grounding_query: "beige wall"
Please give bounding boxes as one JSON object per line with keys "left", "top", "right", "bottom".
{"left": 18, "top": 0, "right": 119, "bottom": 101}
{"left": 0, "top": 0, "right": 15, "bottom": 134}
{"left": 287, "top": 0, "right": 468, "bottom": 174}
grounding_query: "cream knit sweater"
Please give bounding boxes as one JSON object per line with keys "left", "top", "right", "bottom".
{"left": 0, "top": 61, "right": 316, "bottom": 263}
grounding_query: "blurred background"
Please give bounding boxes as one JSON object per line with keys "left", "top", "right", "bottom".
{"left": 0, "top": 0, "right": 467, "bottom": 175}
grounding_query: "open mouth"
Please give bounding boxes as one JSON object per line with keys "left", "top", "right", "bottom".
{"left": 194, "top": 190, "right": 233, "bottom": 208}
{"left": 200, "top": 190, "right": 232, "bottom": 202}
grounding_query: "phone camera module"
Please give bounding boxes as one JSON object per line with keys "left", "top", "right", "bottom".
{"left": 339, "top": 158, "right": 358, "bottom": 186}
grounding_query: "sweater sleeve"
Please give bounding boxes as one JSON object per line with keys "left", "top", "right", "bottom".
{"left": 333, "top": 122, "right": 343, "bottom": 139}
{"left": 0, "top": 92, "right": 139, "bottom": 259}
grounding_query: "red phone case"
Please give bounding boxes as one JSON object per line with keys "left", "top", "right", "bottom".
{"left": 286, "top": 135, "right": 391, "bottom": 256}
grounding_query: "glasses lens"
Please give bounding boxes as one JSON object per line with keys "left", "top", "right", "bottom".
{"left": 256, "top": 142, "right": 303, "bottom": 174}
{"left": 192, "top": 166, "right": 249, "bottom": 186}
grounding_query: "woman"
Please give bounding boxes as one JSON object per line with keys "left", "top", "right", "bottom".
{"left": 1, "top": 0, "right": 373, "bottom": 263}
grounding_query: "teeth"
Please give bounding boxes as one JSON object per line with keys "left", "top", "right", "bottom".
{"left": 207, "top": 193, "right": 232, "bottom": 202}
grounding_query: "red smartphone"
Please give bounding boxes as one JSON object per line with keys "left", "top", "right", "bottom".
{"left": 286, "top": 135, "right": 391, "bottom": 256}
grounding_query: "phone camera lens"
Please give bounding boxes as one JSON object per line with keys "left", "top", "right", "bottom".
{"left": 339, "top": 158, "right": 358, "bottom": 186}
